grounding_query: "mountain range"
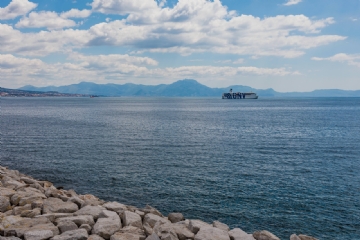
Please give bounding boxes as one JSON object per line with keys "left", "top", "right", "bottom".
{"left": 19, "top": 79, "right": 360, "bottom": 97}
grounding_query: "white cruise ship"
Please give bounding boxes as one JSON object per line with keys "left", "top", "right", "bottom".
{"left": 222, "top": 89, "right": 258, "bottom": 99}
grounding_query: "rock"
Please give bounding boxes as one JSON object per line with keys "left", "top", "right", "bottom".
{"left": 145, "top": 233, "right": 160, "bottom": 240}
{"left": 0, "top": 236, "right": 22, "bottom": 240}
{"left": 24, "top": 229, "right": 54, "bottom": 240}
{"left": 0, "top": 188, "right": 16, "bottom": 198}
{"left": 229, "top": 228, "right": 255, "bottom": 240}
{"left": 11, "top": 188, "right": 46, "bottom": 206}
{"left": 103, "top": 202, "right": 127, "bottom": 213}
{"left": 68, "top": 196, "right": 85, "bottom": 208}
{"left": 141, "top": 205, "right": 163, "bottom": 217}
{"left": 290, "top": 234, "right": 301, "bottom": 240}
{"left": 74, "top": 205, "right": 104, "bottom": 220}
{"left": 143, "top": 222, "right": 153, "bottom": 236}
{"left": 298, "top": 235, "right": 318, "bottom": 240}
{"left": 79, "top": 224, "right": 91, "bottom": 233}
{"left": 253, "top": 230, "right": 280, "bottom": 240}
{"left": 99, "top": 210, "right": 119, "bottom": 219}
{"left": 143, "top": 213, "right": 169, "bottom": 228}
{"left": 2, "top": 216, "right": 59, "bottom": 238}
{"left": 212, "top": 221, "right": 230, "bottom": 232}
{"left": 43, "top": 198, "right": 79, "bottom": 214}
{"left": 55, "top": 215, "right": 95, "bottom": 227}
{"left": 172, "top": 224, "right": 194, "bottom": 240}
{"left": 188, "top": 220, "right": 211, "bottom": 234}
{"left": 110, "top": 226, "right": 146, "bottom": 240}
{"left": 0, "top": 196, "right": 11, "bottom": 213}
{"left": 194, "top": 226, "right": 230, "bottom": 240}
{"left": 57, "top": 221, "right": 78, "bottom": 233}
{"left": 122, "top": 211, "right": 143, "bottom": 228}
{"left": 51, "top": 228, "right": 88, "bottom": 240}
{"left": 20, "top": 208, "right": 41, "bottom": 218}
{"left": 92, "top": 213, "right": 121, "bottom": 239}
{"left": 20, "top": 177, "right": 37, "bottom": 185}
{"left": 31, "top": 199, "right": 43, "bottom": 209}
{"left": 2, "top": 180, "right": 26, "bottom": 189}
{"left": 168, "top": 213, "right": 184, "bottom": 223}
{"left": 161, "top": 232, "right": 179, "bottom": 240}
{"left": 36, "top": 213, "right": 74, "bottom": 223}
{"left": 79, "top": 194, "right": 103, "bottom": 207}
{"left": 13, "top": 204, "right": 32, "bottom": 215}
{"left": 88, "top": 235, "right": 105, "bottom": 240}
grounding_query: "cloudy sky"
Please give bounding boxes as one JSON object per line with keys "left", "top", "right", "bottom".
{"left": 0, "top": 0, "right": 359, "bottom": 91}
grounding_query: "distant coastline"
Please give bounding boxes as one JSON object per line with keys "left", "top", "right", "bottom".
{"left": 3, "top": 79, "right": 360, "bottom": 97}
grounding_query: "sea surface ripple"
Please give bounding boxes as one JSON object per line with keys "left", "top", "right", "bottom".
{"left": 1, "top": 97, "right": 359, "bottom": 239}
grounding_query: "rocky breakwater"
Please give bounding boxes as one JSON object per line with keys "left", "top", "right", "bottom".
{"left": 0, "top": 165, "right": 319, "bottom": 240}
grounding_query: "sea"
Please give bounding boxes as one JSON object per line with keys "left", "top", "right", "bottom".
{"left": 1, "top": 97, "right": 359, "bottom": 239}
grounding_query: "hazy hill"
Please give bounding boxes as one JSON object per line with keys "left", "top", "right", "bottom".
{"left": 19, "top": 79, "right": 360, "bottom": 97}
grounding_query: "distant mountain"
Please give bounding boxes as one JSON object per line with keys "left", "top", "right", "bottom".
{"left": 19, "top": 79, "right": 360, "bottom": 97}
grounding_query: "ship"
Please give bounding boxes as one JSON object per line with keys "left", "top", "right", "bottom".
{"left": 222, "top": 89, "right": 258, "bottom": 99}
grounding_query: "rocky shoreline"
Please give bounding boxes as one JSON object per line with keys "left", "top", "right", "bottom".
{"left": 0, "top": 165, "right": 318, "bottom": 240}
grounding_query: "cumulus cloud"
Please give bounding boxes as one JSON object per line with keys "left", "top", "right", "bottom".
{"left": 0, "top": 0, "right": 37, "bottom": 20}
{"left": 86, "top": 0, "right": 344, "bottom": 58}
{"left": 284, "top": 0, "right": 302, "bottom": 6}
{"left": 312, "top": 53, "right": 360, "bottom": 67}
{"left": 60, "top": 9, "right": 92, "bottom": 18}
{"left": 16, "top": 11, "right": 77, "bottom": 30}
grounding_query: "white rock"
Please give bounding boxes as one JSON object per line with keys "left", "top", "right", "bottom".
{"left": 145, "top": 233, "right": 160, "bottom": 240}
{"left": 253, "top": 230, "right": 280, "bottom": 240}
{"left": 103, "top": 202, "right": 127, "bottom": 213}
{"left": 0, "top": 196, "right": 10, "bottom": 212}
{"left": 298, "top": 235, "right": 318, "bottom": 240}
{"left": 57, "top": 221, "right": 78, "bottom": 233}
{"left": 168, "top": 213, "right": 184, "bottom": 223}
{"left": 213, "top": 221, "right": 230, "bottom": 232}
{"left": 92, "top": 214, "right": 121, "bottom": 239}
{"left": 24, "top": 229, "right": 54, "bottom": 240}
{"left": 143, "top": 213, "right": 169, "bottom": 228}
{"left": 229, "top": 228, "right": 255, "bottom": 240}
{"left": 55, "top": 215, "right": 95, "bottom": 227}
{"left": 188, "top": 220, "right": 211, "bottom": 234}
{"left": 88, "top": 235, "right": 105, "bottom": 240}
{"left": 99, "top": 210, "right": 119, "bottom": 219}
{"left": 51, "top": 228, "right": 88, "bottom": 240}
{"left": 79, "top": 223, "right": 92, "bottom": 233}
{"left": 194, "top": 226, "right": 230, "bottom": 240}
{"left": 74, "top": 205, "right": 104, "bottom": 220}
{"left": 43, "top": 198, "right": 78, "bottom": 214}
{"left": 0, "top": 187, "right": 16, "bottom": 198}
{"left": 123, "top": 211, "right": 143, "bottom": 228}
{"left": 290, "top": 234, "right": 301, "bottom": 240}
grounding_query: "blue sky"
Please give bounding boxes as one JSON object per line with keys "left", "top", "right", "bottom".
{"left": 0, "top": 0, "right": 359, "bottom": 91}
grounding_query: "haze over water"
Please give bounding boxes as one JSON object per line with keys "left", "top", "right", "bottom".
{"left": 1, "top": 97, "right": 359, "bottom": 239}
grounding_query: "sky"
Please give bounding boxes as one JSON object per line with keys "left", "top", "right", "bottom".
{"left": 0, "top": 0, "right": 359, "bottom": 92}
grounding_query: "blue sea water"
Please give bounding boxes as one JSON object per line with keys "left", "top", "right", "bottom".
{"left": 0, "top": 97, "right": 359, "bottom": 239}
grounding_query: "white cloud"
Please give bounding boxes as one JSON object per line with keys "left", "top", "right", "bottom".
{"left": 60, "top": 9, "right": 92, "bottom": 18}
{"left": 91, "top": 0, "right": 158, "bottom": 15}
{"left": 312, "top": 53, "right": 360, "bottom": 67}
{"left": 0, "top": 53, "right": 298, "bottom": 88}
{"left": 16, "top": 11, "right": 77, "bottom": 30}
{"left": 0, "top": 0, "right": 37, "bottom": 20}
{"left": 284, "top": 0, "right": 302, "bottom": 6}
{"left": 233, "top": 58, "right": 244, "bottom": 64}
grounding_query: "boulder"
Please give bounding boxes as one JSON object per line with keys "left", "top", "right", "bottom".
{"left": 103, "top": 202, "right": 127, "bottom": 213}
{"left": 55, "top": 215, "right": 95, "bottom": 227}
{"left": 194, "top": 226, "right": 230, "bottom": 240}
{"left": 68, "top": 196, "right": 85, "bottom": 208}
{"left": 141, "top": 205, "right": 163, "bottom": 217}
{"left": 143, "top": 213, "right": 169, "bottom": 228}
{"left": 31, "top": 199, "right": 44, "bottom": 209}
{"left": 92, "top": 213, "right": 121, "bottom": 239}
{"left": 122, "top": 211, "right": 143, "bottom": 228}
{"left": 43, "top": 198, "right": 78, "bottom": 214}
{"left": 135, "top": 210, "right": 145, "bottom": 219}
{"left": 11, "top": 188, "right": 46, "bottom": 206}
{"left": 23, "top": 229, "right": 54, "bottom": 240}
{"left": 161, "top": 232, "right": 179, "bottom": 240}
{"left": 79, "top": 224, "right": 91, "bottom": 233}
{"left": 74, "top": 205, "right": 104, "bottom": 220}
{"left": 110, "top": 226, "right": 146, "bottom": 240}
{"left": 57, "top": 221, "right": 78, "bottom": 233}
{"left": 213, "top": 221, "right": 230, "bottom": 232}
{"left": 36, "top": 213, "right": 74, "bottom": 223}
{"left": 253, "top": 231, "right": 280, "bottom": 240}
{"left": 20, "top": 208, "right": 41, "bottom": 218}
{"left": 0, "top": 188, "right": 16, "bottom": 198}
{"left": 228, "top": 228, "right": 255, "bottom": 240}
{"left": 0, "top": 236, "right": 22, "bottom": 240}
{"left": 19, "top": 177, "right": 37, "bottom": 185}
{"left": 188, "top": 220, "right": 211, "bottom": 234}
{"left": 0, "top": 196, "right": 11, "bottom": 213}
{"left": 99, "top": 210, "right": 119, "bottom": 219}
{"left": 290, "top": 234, "right": 301, "bottom": 240}
{"left": 51, "top": 228, "right": 88, "bottom": 240}
{"left": 13, "top": 204, "right": 32, "bottom": 215}
{"left": 88, "top": 235, "right": 106, "bottom": 240}
{"left": 2, "top": 216, "right": 59, "bottom": 238}
{"left": 145, "top": 233, "right": 160, "bottom": 240}
{"left": 2, "top": 180, "right": 26, "bottom": 189}
{"left": 168, "top": 213, "right": 184, "bottom": 223}
{"left": 79, "top": 194, "right": 103, "bottom": 207}
{"left": 298, "top": 235, "right": 318, "bottom": 240}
